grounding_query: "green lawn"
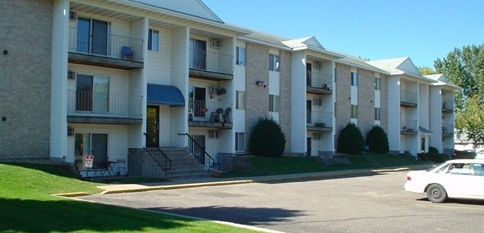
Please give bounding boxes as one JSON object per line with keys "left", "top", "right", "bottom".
{"left": 0, "top": 163, "right": 259, "bottom": 233}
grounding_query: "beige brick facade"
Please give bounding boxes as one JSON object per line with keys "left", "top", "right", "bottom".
{"left": 0, "top": 0, "right": 52, "bottom": 158}
{"left": 279, "top": 50, "right": 292, "bottom": 153}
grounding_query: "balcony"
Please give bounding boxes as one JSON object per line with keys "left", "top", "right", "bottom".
{"left": 68, "top": 28, "right": 144, "bottom": 70}
{"left": 306, "top": 71, "right": 333, "bottom": 95}
{"left": 400, "top": 90, "right": 417, "bottom": 107}
{"left": 400, "top": 119, "right": 418, "bottom": 135}
{"left": 188, "top": 100, "right": 233, "bottom": 129}
{"left": 306, "top": 111, "right": 332, "bottom": 132}
{"left": 442, "top": 98, "right": 454, "bottom": 113}
{"left": 189, "top": 49, "right": 233, "bottom": 81}
{"left": 67, "top": 90, "right": 143, "bottom": 125}
{"left": 442, "top": 123, "right": 454, "bottom": 137}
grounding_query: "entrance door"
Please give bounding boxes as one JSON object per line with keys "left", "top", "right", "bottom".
{"left": 146, "top": 106, "right": 159, "bottom": 147}
{"left": 192, "top": 135, "right": 206, "bottom": 165}
{"left": 76, "top": 17, "right": 109, "bottom": 55}
{"left": 306, "top": 100, "right": 312, "bottom": 124}
{"left": 190, "top": 39, "right": 206, "bottom": 70}
{"left": 91, "top": 19, "right": 108, "bottom": 55}
{"left": 194, "top": 87, "right": 207, "bottom": 118}
{"left": 307, "top": 137, "right": 312, "bottom": 156}
{"left": 74, "top": 133, "right": 108, "bottom": 169}
{"left": 92, "top": 134, "right": 108, "bottom": 169}
{"left": 306, "top": 63, "right": 312, "bottom": 86}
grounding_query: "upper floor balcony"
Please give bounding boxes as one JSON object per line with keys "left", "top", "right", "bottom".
{"left": 400, "top": 89, "right": 418, "bottom": 107}
{"left": 401, "top": 119, "right": 418, "bottom": 135}
{"left": 306, "top": 71, "right": 333, "bottom": 95}
{"left": 442, "top": 98, "right": 454, "bottom": 113}
{"left": 189, "top": 48, "right": 233, "bottom": 81}
{"left": 67, "top": 90, "right": 143, "bottom": 125}
{"left": 306, "top": 111, "right": 333, "bottom": 132}
{"left": 68, "top": 28, "right": 144, "bottom": 70}
{"left": 188, "top": 100, "right": 233, "bottom": 129}
{"left": 442, "top": 123, "right": 454, "bottom": 137}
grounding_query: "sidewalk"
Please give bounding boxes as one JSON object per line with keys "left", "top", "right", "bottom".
{"left": 93, "top": 164, "right": 432, "bottom": 195}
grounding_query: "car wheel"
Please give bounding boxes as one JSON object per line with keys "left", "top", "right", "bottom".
{"left": 427, "top": 184, "right": 447, "bottom": 203}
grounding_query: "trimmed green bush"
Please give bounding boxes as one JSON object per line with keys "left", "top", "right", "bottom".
{"left": 366, "top": 125, "right": 389, "bottom": 153}
{"left": 418, "top": 152, "right": 448, "bottom": 163}
{"left": 337, "top": 123, "right": 364, "bottom": 155}
{"left": 428, "top": 146, "right": 439, "bottom": 154}
{"left": 249, "top": 117, "right": 286, "bottom": 157}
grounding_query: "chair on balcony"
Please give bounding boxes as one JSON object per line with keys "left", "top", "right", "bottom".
{"left": 211, "top": 108, "right": 225, "bottom": 122}
{"left": 121, "top": 46, "right": 134, "bottom": 60}
{"left": 224, "top": 107, "right": 231, "bottom": 122}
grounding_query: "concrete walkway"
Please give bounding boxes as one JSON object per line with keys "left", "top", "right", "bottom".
{"left": 93, "top": 164, "right": 432, "bottom": 195}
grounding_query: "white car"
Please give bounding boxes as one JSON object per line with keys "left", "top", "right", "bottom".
{"left": 404, "top": 159, "right": 484, "bottom": 203}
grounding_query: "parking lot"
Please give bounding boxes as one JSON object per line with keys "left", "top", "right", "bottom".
{"left": 79, "top": 171, "right": 484, "bottom": 233}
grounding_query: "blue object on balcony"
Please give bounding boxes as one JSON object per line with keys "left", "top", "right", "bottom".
{"left": 147, "top": 84, "right": 185, "bottom": 107}
{"left": 121, "top": 46, "right": 134, "bottom": 59}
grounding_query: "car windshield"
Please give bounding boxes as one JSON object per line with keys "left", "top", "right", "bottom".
{"left": 427, "top": 162, "right": 446, "bottom": 172}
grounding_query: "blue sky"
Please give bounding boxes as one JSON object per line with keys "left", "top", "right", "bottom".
{"left": 202, "top": 0, "right": 484, "bottom": 68}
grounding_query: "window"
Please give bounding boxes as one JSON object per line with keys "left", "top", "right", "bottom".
{"left": 351, "top": 105, "right": 358, "bottom": 118}
{"left": 76, "top": 75, "right": 110, "bottom": 112}
{"left": 148, "top": 29, "right": 159, "bottom": 51}
{"left": 375, "top": 107, "right": 381, "bottom": 120}
{"left": 235, "top": 132, "right": 245, "bottom": 152}
{"left": 269, "top": 95, "right": 280, "bottom": 112}
{"left": 269, "top": 54, "right": 280, "bottom": 71}
{"left": 351, "top": 72, "right": 358, "bottom": 86}
{"left": 236, "top": 47, "right": 246, "bottom": 66}
{"left": 236, "top": 91, "right": 245, "bottom": 109}
{"left": 375, "top": 77, "right": 381, "bottom": 90}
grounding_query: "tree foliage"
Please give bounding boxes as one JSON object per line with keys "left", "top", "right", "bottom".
{"left": 434, "top": 44, "right": 484, "bottom": 147}
{"left": 249, "top": 117, "right": 286, "bottom": 157}
{"left": 366, "top": 125, "right": 389, "bottom": 153}
{"left": 418, "top": 66, "right": 437, "bottom": 75}
{"left": 455, "top": 95, "right": 484, "bottom": 146}
{"left": 337, "top": 123, "right": 364, "bottom": 155}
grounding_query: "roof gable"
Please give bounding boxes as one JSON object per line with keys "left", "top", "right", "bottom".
{"left": 282, "top": 36, "right": 324, "bottom": 49}
{"left": 130, "top": 0, "right": 223, "bottom": 22}
{"left": 367, "top": 57, "right": 420, "bottom": 75}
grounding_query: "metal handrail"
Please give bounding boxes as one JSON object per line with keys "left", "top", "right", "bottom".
{"left": 143, "top": 133, "right": 172, "bottom": 178}
{"left": 178, "top": 133, "right": 217, "bottom": 172}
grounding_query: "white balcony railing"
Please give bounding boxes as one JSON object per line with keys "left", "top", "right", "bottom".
{"left": 189, "top": 49, "right": 233, "bottom": 75}
{"left": 67, "top": 90, "right": 143, "bottom": 119}
{"left": 307, "top": 111, "right": 332, "bottom": 128}
{"left": 189, "top": 100, "right": 233, "bottom": 123}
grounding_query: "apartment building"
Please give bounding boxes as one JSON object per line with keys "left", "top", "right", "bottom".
{"left": 1, "top": 0, "right": 459, "bottom": 179}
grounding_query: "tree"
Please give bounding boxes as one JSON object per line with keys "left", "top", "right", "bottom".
{"left": 366, "top": 125, "right": 389, "bottom": 153}
{"left": 337, "top": 123, "right": 364, "bottom": 155}
{"left": 434, "top": 44, "right": 484, "bottom": 146}
{"left": 249, "top": 117, "right": 286, "bottom": 157}
{"left": 455, "top": 95, "right": 484, "bottom": 149}
{"left": 418, "top": 66, "right": 436, "bottom": 75}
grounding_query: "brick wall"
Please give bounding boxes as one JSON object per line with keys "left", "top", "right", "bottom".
{"left": 334, "top": 63, "right": 352, "bottom": 148}
{"left": 358, "top": 69, "right": 376, "bottom": 137}
{"left": 0, "top": 0, "right": 52, "bottom": 158}
{"left": 279, "top": 50, "right": 291, "bottom": 153}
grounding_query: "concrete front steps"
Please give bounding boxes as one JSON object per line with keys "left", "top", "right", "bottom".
{"left": 161, "top": 147, "right": 212, "bottom": 180}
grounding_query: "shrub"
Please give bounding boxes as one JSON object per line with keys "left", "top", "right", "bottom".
{"left": 249, "top": 117, "right": 286, "bottom": 157}
{"left": 428, "top": 146, "right": 439, "bottom": 154}
{"left": 418, "top": 152, "right": 448, "bottom": 163}
{"left": 337, "top": 123, "right": 364, "bottom": 155}
{"left": 366, "top": 125, "right": 389, "bottom": 153}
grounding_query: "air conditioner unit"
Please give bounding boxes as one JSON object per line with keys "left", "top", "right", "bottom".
{"left": 313, "top": 99, "right": 322, "bottom": 105}
{"left": 208, "top": 131, "right": 219, "bottom": 138}
{"left": 69, "top": 11, "right": 77, "bottom": 20}
{"left": 314, "top": 62, "right": 321, "bottom": 69}
{"left": 312, "top": 133, "right": 321, "bottom": 140}
{"left": 67, "top": 71, "right": 75, "bottom": 80}
{"left": 211, "top": 39, "right": 221, "bottom": 48}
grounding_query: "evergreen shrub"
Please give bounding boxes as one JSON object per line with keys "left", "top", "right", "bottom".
{"left": 249, "top": 117, "right": 286, "bottom": 157}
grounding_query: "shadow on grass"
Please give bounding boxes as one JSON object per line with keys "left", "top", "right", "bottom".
{"left": 0, "top": 197, "right": 194, "bottom": 233}
{"left": 147, "top": 205, "right": 305, "bottom": 226}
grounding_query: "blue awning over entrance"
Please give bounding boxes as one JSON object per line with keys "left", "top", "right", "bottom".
{"left": 147, "top": 84, "right": 185, "bottom": 107}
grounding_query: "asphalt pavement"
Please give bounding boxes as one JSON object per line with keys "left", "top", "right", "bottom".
{"left": 56, "top": 164, "right": 433, "bottom": 197}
